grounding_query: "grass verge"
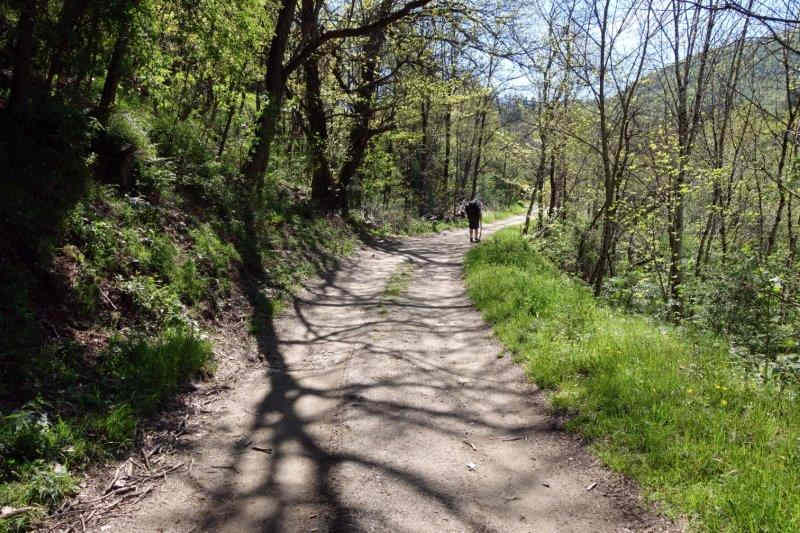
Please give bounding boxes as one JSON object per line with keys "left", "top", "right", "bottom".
{"left": 0, "top": 327, "right": 212, "bottom": 532}
{"left": 464, "top": 227, "right": 800, "bottom": 532}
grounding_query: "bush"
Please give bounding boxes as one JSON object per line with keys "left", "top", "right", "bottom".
{"left": 686, "top": 251, "right": 800, "bottom": 382}
{"left": 103, "top": 327, "right": 213, "bottom": 412}
{"left": 121, "top": 275, "right": 185, "bottom": 327}
{"left": 190, "top": 224, "right": 240, "bottom": 277}
{"left": 90, "top": 404, "right": 137, "bottom": 450}
{"left": 149, "top": 115, "right": 210, "bottom": 172}
{"left": 105, "top": 111, "right": 155, "bottom": 161}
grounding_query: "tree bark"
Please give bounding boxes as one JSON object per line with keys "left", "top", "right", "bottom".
{"left": 335, "top": 4, "right": 391, "bottom": 212}
{"left": 241, "top": 0, "right": 298, "bottom": 204}
{"left": 442, "top": 103, "right": 452, "bottom": 214}
{"left": 469, "top": 101, "right": 487, "bottom": 200}
{"left": 302, "top": 0, "right": 335, "bottom": 211}
{"left": 47, "top": 0, "right": 90, "bottom": 90}
{"left": 9, "top": 0, "right": 38, "bottom": 117}
{"left": 97, "top": 9, "right": 137, "bottom": 125}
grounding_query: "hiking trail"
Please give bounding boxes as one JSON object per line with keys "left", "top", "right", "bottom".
{"left": 102, "top": 216, "right": 678, "bottom": 532}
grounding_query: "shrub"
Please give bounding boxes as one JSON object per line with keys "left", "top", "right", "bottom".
{"left": 149, "top": 115, "right": 210, "bottom": 172}
{"left": 0, "top": 403, "right": 82, "bottom": 481}
{"left": 174, "top": 259, "right": 208, "bottom": 304}
{"left": 90, "top": 404, "right": 137, "bottom": 450}
{"left": 121, "top": 275, "right": 185, "bottom": 327}
{"left": 189, "top": 224, "right": 240, "bottom": 279}
{"left": 103, "top": 327, "right": 212, "bottom": 412}
{"left": 105, "top": 111, "right": 155, "bottom": 161}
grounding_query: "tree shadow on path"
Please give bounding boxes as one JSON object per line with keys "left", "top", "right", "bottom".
{"left": 188, "top": 215, "right": 594, "bottom": 532}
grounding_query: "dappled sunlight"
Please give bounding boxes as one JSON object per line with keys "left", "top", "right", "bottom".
{"left": 103, "top": 216, "right": 660, "bottom": 532}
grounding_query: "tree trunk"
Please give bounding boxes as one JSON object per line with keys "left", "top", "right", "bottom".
{"left": 218, "top": 91, "right": 243, "bottom": 158}
{"left": 97, "top": 13, "right": 136, "bottom": 125}
{"left": 547, "top": 152, "right": 558, "bottom": 220}
{"left": 469, "top": 102, "right": 487, "bottom": 200}
{"left": 788, "top": 187, "right": 796, "bottom": 260}
{"left": 442, "top": 103, "right": 452, "bottom": 214}
{"left": 9, "top": 0, "right": 38, "bottom": 117}
{"left": 241, "top": 0, "right": 297, "bottom": 204}
{"left": 460, "top": 105, "right": 481, "bottom": 200}
{"left": 589, "top": 0, "right": 614, "bottom": 296}
{"left": 522, "top": 185, "right": 536, "bottom": 235}
{"left": 302, "top": 0, "right": 335, "bottom": 211}
{"left": 533, "top": 144, "right": 547, "bottom": 231}
{"left": 418, "top": 97, "right": 431, "bottom": 214}
{"left": 335, "top": 7, "right": 390, "bottom": 212}
{"left": 47, "top": 0, "right": 90, "bottom": 90}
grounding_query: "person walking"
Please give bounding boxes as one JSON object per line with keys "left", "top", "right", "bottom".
{"left": 465, "top": 198, "right": 483, "bottom": 243}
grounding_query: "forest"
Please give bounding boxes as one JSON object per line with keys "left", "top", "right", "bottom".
{"left": 0, "top": 0, "right": 799, "bottom": 530}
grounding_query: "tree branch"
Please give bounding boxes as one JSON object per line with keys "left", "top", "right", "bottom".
{"left": 284, "top": 0, "right": 433, "bottom": 76}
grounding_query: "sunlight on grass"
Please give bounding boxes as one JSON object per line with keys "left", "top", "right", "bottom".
{"left": 465, "top": 227, "right": 800, "bottom": 532}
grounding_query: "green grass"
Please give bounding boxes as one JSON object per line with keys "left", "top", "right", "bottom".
{"left": 378, "top": 260, "right": 415, "bottom": 315}
{"left": 465, "top": 227, "right": 800, "bottom": 532}
{"left": 384, "top": 260, "right": 414, "bottom": 298}
{"left": 0, "top": 328, "right": 212, "bottom": 532}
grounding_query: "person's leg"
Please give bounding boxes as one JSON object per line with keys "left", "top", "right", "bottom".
{"left": 468, "top": 213, "right": 478, "bottom": 242}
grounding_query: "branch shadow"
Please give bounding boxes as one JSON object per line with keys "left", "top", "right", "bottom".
{"left": 179, "top": 215, "right": 547, "bottom": 531}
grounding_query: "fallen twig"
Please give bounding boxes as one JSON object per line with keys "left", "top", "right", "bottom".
{"left": 99, "top": 288, "right": 117, "bottom": 310}
{"left": 252, "top": 446, "right": 273, "bottom": 454}
{"left": 496, "top": 435, "right": 525, "bottom": 442}
{"left": 103, "top": 464, "right": 124, "bottom": 495}
{"left": 210, "top": 465, "right": 239, "bottom": 473}
{"left": 0, "top": 506, "right": 36, "bottom": 520}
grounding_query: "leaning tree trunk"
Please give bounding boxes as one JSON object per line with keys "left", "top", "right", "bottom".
{"left": 217, "top": 91, "right": 243, "bottom": 158}
{"left": 522, "top": 184, "right": 536, "bottom": 235}
{"left": 335, "top": 8, "right": 389, "bottom": 212}
{"left": 97, "top": 15, "right": 135, "bottom": 125}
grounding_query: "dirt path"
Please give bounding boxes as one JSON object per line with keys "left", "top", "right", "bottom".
{"left": 102, "top": 216, "right": 677, "bottom": 532}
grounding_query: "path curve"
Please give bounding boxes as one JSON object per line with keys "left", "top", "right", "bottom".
{"left": 104, "top": 216, "right": 676, "bottom": 532}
